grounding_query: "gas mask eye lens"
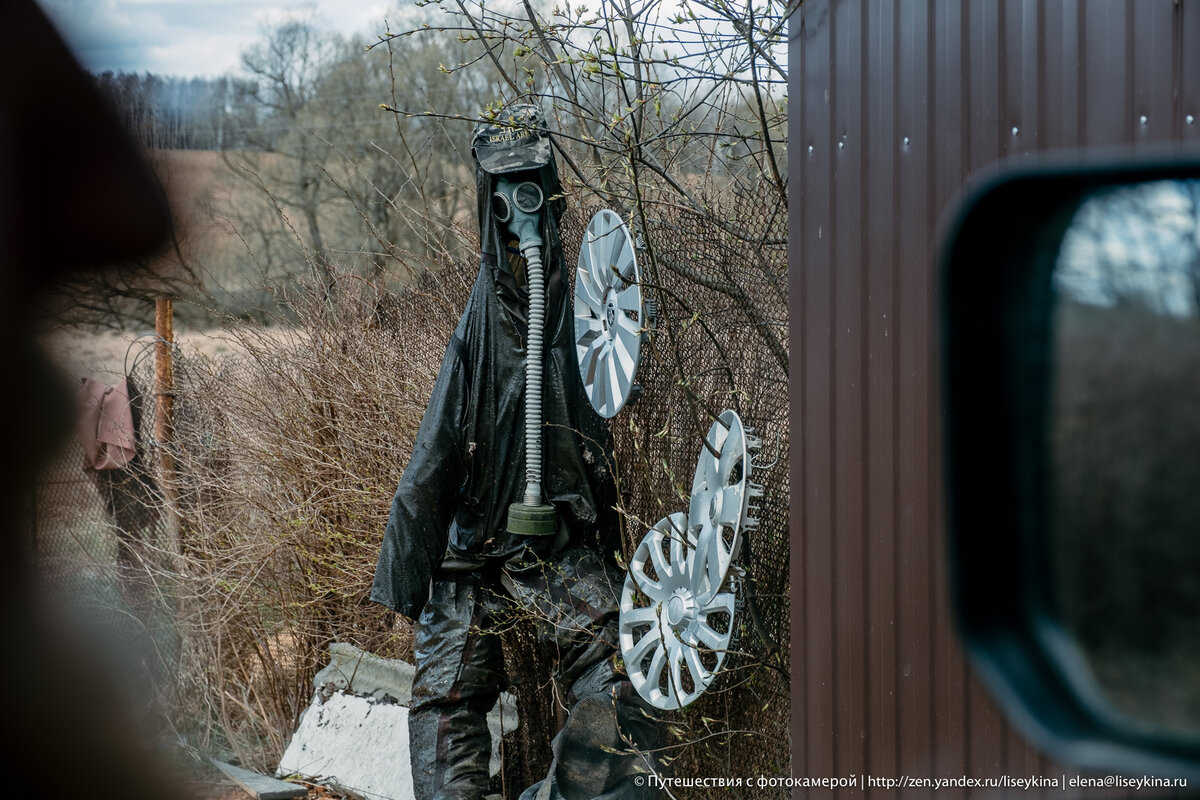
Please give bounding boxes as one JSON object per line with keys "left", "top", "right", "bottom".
{"left": 513, "top": 181, "right": 544, "bottom": 214}
{"left": 491, "top": 192, "right": 513, "bottom": 223}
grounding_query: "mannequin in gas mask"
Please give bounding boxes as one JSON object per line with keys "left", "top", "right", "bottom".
{"left": 371, "top": 104, "right": 659, "bottom": 800}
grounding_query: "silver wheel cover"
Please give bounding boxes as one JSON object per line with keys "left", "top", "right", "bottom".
{"left": 619, "top": 512, "right": 739, "bottom": 710}
{"left": 688, "top": 410, "right": 763, "bottom": 605}
{"left": 574, "top": 209, "right": 644, "bottom": 418}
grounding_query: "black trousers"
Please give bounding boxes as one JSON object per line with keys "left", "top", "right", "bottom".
{"left": 408, "top": 547, "right": 660, "bottom": 800}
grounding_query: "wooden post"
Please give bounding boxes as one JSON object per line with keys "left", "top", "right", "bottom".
{"left": 155, "top": 297, "right": 180, "bottom": 556}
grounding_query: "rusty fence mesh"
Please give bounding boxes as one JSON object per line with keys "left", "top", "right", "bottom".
{"left": 28, "top": 369, "right": 178, "bottom": 725}
{"left": 603, "top": 191, "right": 791, "bottom": 793}
{"left": 30, "top": 187, "right": 788, "bottom": 798}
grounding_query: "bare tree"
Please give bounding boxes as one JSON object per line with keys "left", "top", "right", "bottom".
{"left": 372, "top": 0, "right": 787, "bottom": 207}
{"left": 370, "top": 0, "right": 789, "bottom": 372}
{"left": 229, "top": 18, "right": 344, "bottom": 302}
{"left": 218, "top": 17, "right": 502, "bottom": 307}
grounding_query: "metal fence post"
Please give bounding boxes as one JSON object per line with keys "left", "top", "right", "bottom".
{"left": 155, "top": 297, "right": 180, "bottom": 556}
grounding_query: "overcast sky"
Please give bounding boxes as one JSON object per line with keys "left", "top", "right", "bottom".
{"left": 36, "top": 0, "right": 397, "bottom": 78}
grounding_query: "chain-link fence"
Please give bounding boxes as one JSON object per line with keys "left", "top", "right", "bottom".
{"left": 599, "top": 191, "right": 790, "bottom": 793}
{"left": 29, "top": 370, "right": 179, "bottom": 726}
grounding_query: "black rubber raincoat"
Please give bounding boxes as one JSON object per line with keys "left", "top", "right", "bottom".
{"left": 370, "top": 146, "right": 619, "bottom": 619}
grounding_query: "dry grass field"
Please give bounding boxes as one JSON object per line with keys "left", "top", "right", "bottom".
{"left": 41, "top": 325, "right": 246, "bottom": 383}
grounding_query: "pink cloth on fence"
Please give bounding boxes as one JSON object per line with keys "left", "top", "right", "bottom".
{"left": 77, "top": 377, "right": 137, "bottom": 470}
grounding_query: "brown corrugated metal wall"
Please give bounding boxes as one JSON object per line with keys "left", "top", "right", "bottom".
{"left": 788, "top": 1, "right": 1200, "bottom": 796}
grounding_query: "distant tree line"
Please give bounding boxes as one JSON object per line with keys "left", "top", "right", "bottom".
{"left": 92, "top": 71, "right": 261, "bottom": 151}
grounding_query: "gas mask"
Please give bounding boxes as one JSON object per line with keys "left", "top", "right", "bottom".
{"left": 492, "top": 177, "right": 545, "bottom": 252}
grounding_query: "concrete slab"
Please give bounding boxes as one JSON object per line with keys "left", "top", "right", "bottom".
{"left": 211, "top": 759, "right": 307, "bottom": 800}
{"left": 310, "top": 644, "right": 518, "bottom": 777}
{"left": 313, "top": 643, "right": 414, "bottom": 703}
{"left": 277, "top": 692, "right": 413, "bottom": 800}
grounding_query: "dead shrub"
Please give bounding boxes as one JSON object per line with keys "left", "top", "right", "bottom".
{"left": 166, "top": 268, "right": 467, "bottom": 769}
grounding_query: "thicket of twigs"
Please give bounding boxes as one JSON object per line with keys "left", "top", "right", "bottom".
{"left": 155, "top": 183, "right": 792, "bottom": 793}
{"left": 164, "top": 278, "right": 455, "bottom": 765}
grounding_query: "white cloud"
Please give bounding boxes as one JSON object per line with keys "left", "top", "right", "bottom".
{"left": 36, "top": 0, "right": 402, "bottom": 77}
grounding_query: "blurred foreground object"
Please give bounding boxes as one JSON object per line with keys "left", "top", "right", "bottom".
{"left": 1, "top": 1, "right": 177, "bottom": 798}
{"left": 943, "top": 153, "right": 1200, "bottom": 779}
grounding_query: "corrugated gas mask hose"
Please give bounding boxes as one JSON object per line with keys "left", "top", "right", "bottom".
{"left": 493, "top": 178, "right": 558, "bottom": 536}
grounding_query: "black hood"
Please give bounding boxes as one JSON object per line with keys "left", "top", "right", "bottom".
{"left": 472, "top": 103, "right": 567, "bottom": 282}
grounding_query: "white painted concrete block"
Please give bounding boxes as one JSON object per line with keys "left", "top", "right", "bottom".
{"left": 277, "top": 692, "right": 413, "bottom": 800}
{"left": 313, "top": 643, "right": 415, "bottom": 703}
{"left": 305, "top": 645, "right": 518, "bottom": 780}
{"left": 282, "top": 646, "right": 521, "bottom": 798}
